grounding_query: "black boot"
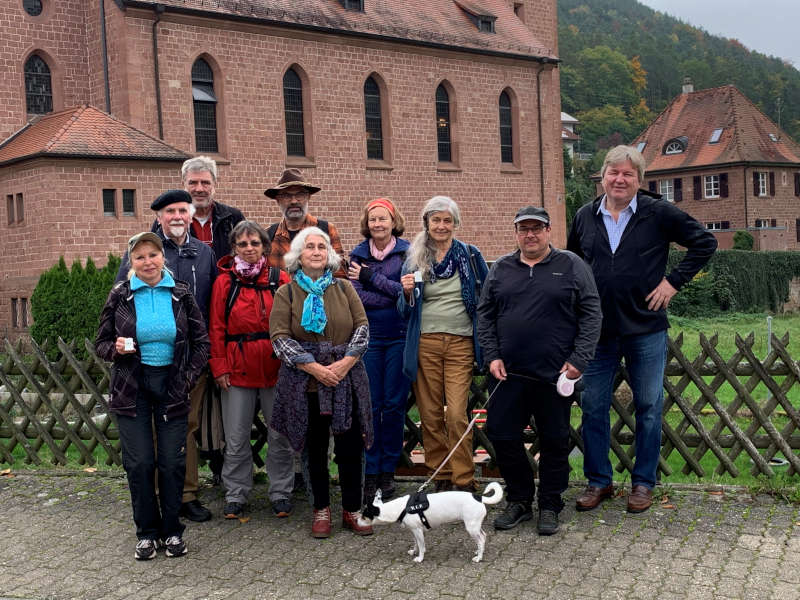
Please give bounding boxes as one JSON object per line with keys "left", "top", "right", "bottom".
{"left": 363, "top": 473, "right": 379, "bottom": 508}
{"left": 379, "top": 472, "right": 396, "bottom": 501}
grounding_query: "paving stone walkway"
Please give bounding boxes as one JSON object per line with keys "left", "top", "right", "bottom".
{"left": 0, "top": 472, "right": 798, "bottom": 600}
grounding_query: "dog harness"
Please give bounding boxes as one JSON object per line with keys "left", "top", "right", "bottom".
{"left": 397, "top": 491, "right": 431, "bottom": 529}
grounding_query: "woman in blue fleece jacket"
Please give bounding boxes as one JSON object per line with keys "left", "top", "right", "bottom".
{"left": 348, "top": 198, "right": 410, "bottom": 506}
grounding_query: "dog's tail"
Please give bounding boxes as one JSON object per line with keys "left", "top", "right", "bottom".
{"left": 481, "top": 481, "right": 504, "bottom": 505}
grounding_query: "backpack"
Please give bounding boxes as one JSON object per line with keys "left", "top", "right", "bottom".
{"left": 223, "top": 266, "right": 281, "bottom": 327}
{"left": 266, "top": 218, "right": 330, "bottom": 242}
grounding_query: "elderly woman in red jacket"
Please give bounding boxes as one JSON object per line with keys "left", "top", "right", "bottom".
{"left": 208, "top": 221, "right": 293, "bottom": 520}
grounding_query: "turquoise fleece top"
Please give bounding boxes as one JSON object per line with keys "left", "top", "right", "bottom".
{"left": 131, "top": 272, "right": 177, "bottom": 366}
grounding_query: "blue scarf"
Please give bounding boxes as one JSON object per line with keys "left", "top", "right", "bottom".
{"left": 294, "top": 269, "right": 334, "bottom": 334}
{"left": 429, "top": 240, "right": 477, "bottom": 317}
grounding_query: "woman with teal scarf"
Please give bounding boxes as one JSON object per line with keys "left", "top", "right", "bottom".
{"left": 270, "top": 227, "right": 374, "bottom": 539}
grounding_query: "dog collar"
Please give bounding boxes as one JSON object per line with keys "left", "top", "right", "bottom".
{"left": 398, "top": 491, "right": 432, "bottom": 529}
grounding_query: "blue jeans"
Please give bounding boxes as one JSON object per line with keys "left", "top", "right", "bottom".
{"left": 364, "top": 338, "right": 411, "bottom": 475}
{"left": 117, "top": 365, "right": 188, "bottom": 541}
{"left": 580, "top": 330, "right": 667, "bottom": 489}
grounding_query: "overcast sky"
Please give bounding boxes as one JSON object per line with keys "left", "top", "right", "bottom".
{"left": 637, "top": 0, "right": 800, "bottom": 70}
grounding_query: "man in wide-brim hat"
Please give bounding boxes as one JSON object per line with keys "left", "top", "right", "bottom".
{"left": 264, "top": 168, "right": 345, "bottom": 277}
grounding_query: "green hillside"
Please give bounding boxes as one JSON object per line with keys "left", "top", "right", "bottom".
{"left": 558, "top": 0, "right": 800, "bottom": 152}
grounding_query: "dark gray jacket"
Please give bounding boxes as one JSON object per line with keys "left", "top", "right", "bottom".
{"left": 476, "top": 247, "right": 601, "bottom": 381}
{"left": 151, "top": 200, "right": 244, "bottom": 261}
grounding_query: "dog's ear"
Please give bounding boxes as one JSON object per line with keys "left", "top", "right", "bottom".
{"left": 374, "top": 489, "right": 383, "bottom": 502}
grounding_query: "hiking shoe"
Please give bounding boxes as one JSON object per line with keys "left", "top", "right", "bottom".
{"left": 223, "top": 501, "right": 244, "bottom": 519}
{"left": 379, "top": 472, "right": 396, "bottom": 501}
{"left": 537, "top": 509, "right": 559, "bottom": 535}
{"left": 311, "top": 507, "right": 332, "bottom": 538}
{"left": 342, "top": 510, "right": 374, "bottom": 536}
{"left": 493, "top": 502, "right": 533, "bottom": 531}
{"left": 134, "top": 538, "right": 157, "bottom": 561}
{"left": 272, "top": 499, "right": 293, "bottom": 518}
{"left": 180, "top": 499, "right": 212, "bottom": 522}
{"left": 164, "top": 535, "right": 187, "bottom": 557}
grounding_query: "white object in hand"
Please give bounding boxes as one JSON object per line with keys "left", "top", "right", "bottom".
{"left": 123, "top": 338, "right": 135, "bottom": 352}
{"left": 413, "top": 270, "right": 423, "bottom": 283}
{"left": 556, "top": 372, "right": 580, "bottom": 397}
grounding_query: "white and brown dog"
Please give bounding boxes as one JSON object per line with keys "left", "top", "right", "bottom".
{"left": 357, "top": 482, "right": 504, "bottom": 563}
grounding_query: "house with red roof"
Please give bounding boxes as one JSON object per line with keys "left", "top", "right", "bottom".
{"left": 634, "top": 80, "right": 800, "bottom": 250}
{"left": 0, "top": 0, "right": 562, "bottom": 337}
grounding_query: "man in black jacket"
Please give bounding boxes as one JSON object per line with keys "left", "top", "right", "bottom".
{"left": 567, "top": 145, "right": 717, "bottom": 514}
{"left": 117, "top": 190, "right": 218, "bottom": 522}
{"left": 477, "top": 206, "right": 601, "bottom": 534}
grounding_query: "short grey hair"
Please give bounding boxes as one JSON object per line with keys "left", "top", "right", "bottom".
{"left": 283, "top": 226, "right": 342, "bottom": 274}
{"left": 601, "top": 145, "right": 646, "bottom": 182}
{"left": 181, "top": 155, "right": 218, "bottom": 181}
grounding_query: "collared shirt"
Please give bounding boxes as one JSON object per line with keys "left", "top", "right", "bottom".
{"left": 597, "top": 194, "right": 637, "bottom": 254}
{"left": 191, "top": 207, "right": 214, "bottom": 248}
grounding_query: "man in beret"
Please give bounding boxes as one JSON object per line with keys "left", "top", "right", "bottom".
{"left": 264, "top": 168, "right": 346, "bottom": 278}
{"left": 117, "top": 190, "right": 217, "bottom": 522}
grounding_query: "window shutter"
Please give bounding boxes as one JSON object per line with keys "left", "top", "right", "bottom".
{"left": 720, "top": 173, "right": 729, "bottom": 198}
{"left": 795, "top": 173, "right": 800, "bottom": 196}
{"left": 722, "top": 221, "right": 730, "bottom": 229}
{"left": 674, "top": 178, "right": 682, "bottom": 202}
{"left": 693, "top": 176, "right": 701, "bottom": 200}
{"left": 753, "top": 172, "right": 759, "bottom": 196}
{"left": 648, "top": 181, "right": 656, "bottom": 193}
{"left": 769, "top": 172, "right": 775, "bottom": 196}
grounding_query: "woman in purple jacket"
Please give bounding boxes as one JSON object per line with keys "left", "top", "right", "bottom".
{"left": 348, "top": 198, "right": 411, "bottom": 506}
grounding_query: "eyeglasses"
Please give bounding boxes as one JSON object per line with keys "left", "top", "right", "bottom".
{"left": 277, "top": 191, "right": 309, "bottom": 200}
{"left": 517, "top": 224, "right": 547, "bottom": 235}
{"left": 235, "top": 240, "right": 263, "bottom": 249}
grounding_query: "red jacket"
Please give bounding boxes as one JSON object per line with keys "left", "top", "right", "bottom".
{"left": 208, "top": 255, "right": 290, "bottom": 388}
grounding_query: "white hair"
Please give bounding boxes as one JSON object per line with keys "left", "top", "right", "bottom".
{"left": 157, "top": 203, "right": 197, "bottom": 218}
{"left": 406, "top": 196, "right": 461, "bottom": 281}
{"left": 181, "top": 155, "right": 218, "bottom": 181}
{"left": 283, "top": 226, "right": 342, "bottom": 274}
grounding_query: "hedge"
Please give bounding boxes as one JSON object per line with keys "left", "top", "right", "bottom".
{"left": 31, "top": 255, "right": 121, "bottom": 358}
{"left": 667, "top": 248, "right": 800, "bottom": 316}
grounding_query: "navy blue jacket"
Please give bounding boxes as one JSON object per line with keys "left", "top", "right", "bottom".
{"left": 567, "top": 191, "right": 717, "bottom": 340}
{"left": 349, "top": 238, "right": 409, "bottom": 339}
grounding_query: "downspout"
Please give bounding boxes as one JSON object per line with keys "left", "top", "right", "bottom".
{"left": 742, "top": 167, "right": 749, "bottom": 229}
{"left": 152, "top": 4, "right": 165, "bottom": 139}
{"left": 99, "top": 0, "right": 111, "bottom": 112}
{"left": 536, "top": 62, "right": 548, "bottom": 207}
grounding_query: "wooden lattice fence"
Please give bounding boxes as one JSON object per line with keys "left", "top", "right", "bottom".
{"left": 1, "top": 334, "right": 799, "bottom": 480}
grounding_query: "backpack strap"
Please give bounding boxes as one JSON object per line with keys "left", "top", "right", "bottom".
{"left": 316, "top": 219, "right": 330, "bottom": 237}
{"left": 224, "top": 268, "right": 279, "bottom": 326}
{"left": 267, "top": 265, "right": 280, "bottom": 297}
{"left": 266, "top": 222, "right": 279, "bottom": 242}
{"left": 224, "top": 271, "right": 241, "bottom": 326}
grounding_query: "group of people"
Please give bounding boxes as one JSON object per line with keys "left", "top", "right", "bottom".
{"left": 95, "top": 143, "right": 717, "bottom": 560}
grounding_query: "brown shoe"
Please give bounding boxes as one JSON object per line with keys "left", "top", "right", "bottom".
{"left": 311, "top": 507, "right": 331, "bottom": 538}
{"left": 342, "top": 510, "right": 374, "bottom": 536}
{"left": 454, "top": 480, "right": 479, "bottom": 493}
{"left": 626, "top": 485, "right": 653, "bottom": 513}
{"left": 575, "top": 484, "right": 614, "bottom": 511}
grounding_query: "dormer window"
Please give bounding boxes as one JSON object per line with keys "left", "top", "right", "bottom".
{"left": 663, "top": 136, "right": 688, "bottom": 155}
{"left": 455, "top": 1, "right": 497, "bottom": 33}
{"left": 339, "top": 0, "right": 364, "bottom": 10}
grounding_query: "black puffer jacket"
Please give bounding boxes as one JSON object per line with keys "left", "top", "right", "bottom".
{"left": 95, "top": 279, "right": 210, "bottom": 419}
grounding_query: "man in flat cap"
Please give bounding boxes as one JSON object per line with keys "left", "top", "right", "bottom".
{"left": 117, "top": 190, "right": 217, "bottom": 522}
{"left": 477, "top": 206, "right": 601, "bottom": 535}
{"left": 264, "top": 168, "right": 346, "bottom": 278}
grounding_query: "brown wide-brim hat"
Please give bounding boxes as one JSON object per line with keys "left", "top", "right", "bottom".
{"left": 264, "top": 168, "right": 321, "bottom": 198}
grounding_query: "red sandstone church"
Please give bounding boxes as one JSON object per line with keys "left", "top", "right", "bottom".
{"left": 0, "top": 0, "right": 564, "bottom": 337}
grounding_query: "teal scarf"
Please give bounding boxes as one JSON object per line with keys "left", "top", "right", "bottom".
{"left": 295, "top": 269, "right": 334, "bottom": 334}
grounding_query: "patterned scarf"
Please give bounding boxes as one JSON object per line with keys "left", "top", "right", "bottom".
{"left": 294, "top": 269, "right": 334, "bottom": 334}
{"left": 429, "top": 241, "right": 477, "bottom": 317}
{"left": 233, "top": 255, "right": 266, "bottom": 280}
{"left": 369, "top": 236, "right": 396, "bottom": 260}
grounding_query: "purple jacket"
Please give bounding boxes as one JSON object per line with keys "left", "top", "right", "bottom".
{"left": 349, "top": 238, "right": 409, "bottom": 339}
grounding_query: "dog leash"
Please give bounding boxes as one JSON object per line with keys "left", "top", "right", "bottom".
{"left": 417, "top": 378, "right": 504, "bottom": 493}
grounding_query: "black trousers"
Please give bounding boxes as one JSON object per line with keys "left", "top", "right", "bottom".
{"left": 306, "top": 393, "right": 364, "bottom": 511}
{"left": 486, "top": 375, "right": 572, "bottom": 512}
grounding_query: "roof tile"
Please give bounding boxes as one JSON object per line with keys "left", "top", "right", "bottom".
{"left": 635, "top": 85, "right": 800, "bottom": 172}
{"left": 0, "top": 106, "right": 190, "bottom": 166}
{"left": 122, "top": 0, "right": 554, "bottom": 59}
